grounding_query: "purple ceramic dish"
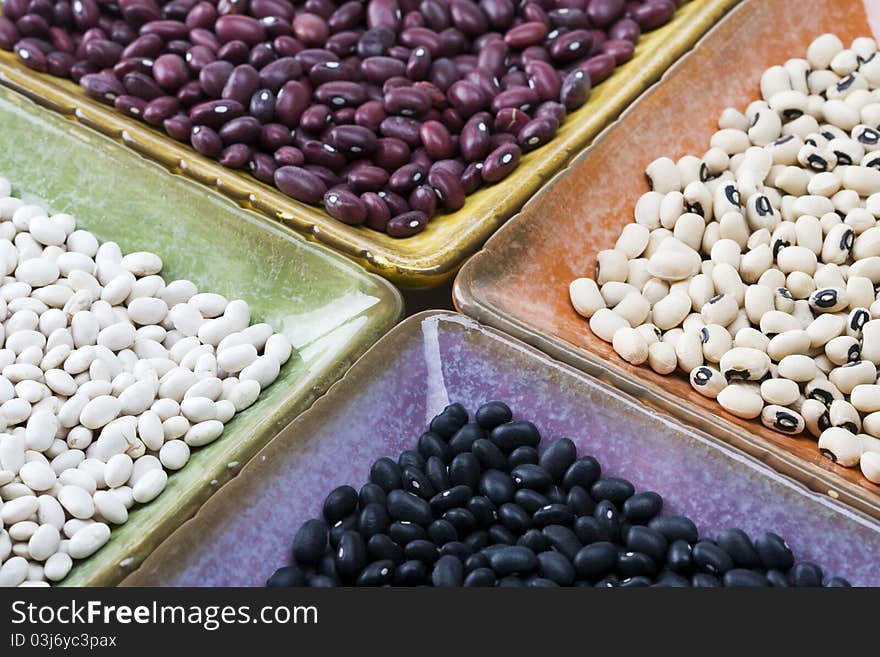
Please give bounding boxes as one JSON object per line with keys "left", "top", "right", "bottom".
{"left": 125, "top": 312, "right": 880, "bottom": 587}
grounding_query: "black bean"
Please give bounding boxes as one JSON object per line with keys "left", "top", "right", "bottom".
{"left": 573, "top": 516, "right": 601, "bottom": 546}
{"left": 513, "top": 489, "right": 547, "bottom": 515}
{"left": 625, "top": 525, "right": 667, "bottom": 564}
{"left": 329, "top": 514, "right": 357, "bottom": 547}
{"left": 401, "top": 466, "right": 435, "bottom": 499}
{"left": 723, "top": 569, "right": 769, "bottom": 587}
{"left": 620, "top": 575, "right": 653, "bottom": 587}
{"left": 654, "top": 570, "right": 690, "bottom": 587}
{"left": 489, "top": 545, "right": 537, "bottom": 576}
{"left": 511, "top": 464, "right": 553, "bottom": 490}
{"left": 590, "top": 476, "right": 635, "bottom": 506}
{"left": 542, "top": 525, "right": 582, "bottom": 561}
{"left": 545, "top": 485, "right": 567, "bottom": 504}
{"left": 448, "top": 423, "right": 486, "bottom": 454}
{"left": 430, "top": 554, "right": 464, "bottom": 586}
{"left": 475, "top": 401, "right": 512, "bottom": 429}
{"left": 359, "top": 502, "right": 391, "bottom": 537}
{"left": 692, "top": 540, "right": 734, "bottom": 576}
{"left": 430, "top": 403, "right": 468, "bottom": 438}
{"left": 425, "top": 456, "right": 451, "bottom": 490}
{"left": 319, "top": 552, "right": 338, "bottom": 579}
{"left": 418, "top": 432, "right": 450, "bottom": 462}
{"left": 825, "top": 577, "right": 852, "bottom": 587}
{"left": 335, "top": 531, "right": 368, "bottom": 580}
{"left": 266, "top": 565, "right": 307, "bottom": 587}
{"left": 464, "top": 567, "right": 496, "bottom": 586}
{"left": 490, "top": 421, "right": 541, "bottom": 452}
{"left": 463, "top": 529, "right": 490, "bottom": 551}
{"left": 478, "top": 469, "right": 516, "bottom": 505}
{"left": 562, "top": 456, "right": 601, "bottom": 490}
{"left": 471, "top": 438, "right": 508, "bottom": 471}
{"left": 398, "top": 450, "right": 426, "bottom": 472}
{"left": 754, "top": 532, "right": 795, "bottom": 572}
{"left": 322, "top": 485, "right": 358, "bottom": 524}
{"left": 405, "top": 539, "right": 440, "bottom": 564}
{"left": 428, "top": 519, "right": 459, "bottom": 545}
{"left": 387, "top": 490, "right": 433, "bottom": 526}
{"left": 715, "top": 528, "right": 760, "bottom": 568}
{"left": 573, "top": 542, "right": 617, "bottom": 581}
{"left": 308, "top": 574, "right": 338, "bottom": 587}
{"left": 440, "top": 541, "right": 472, "bottom": 561}
{"left": 498, "top": 575, "right": 526, "bottom": 587}
{"left": 648, "top": 515, "right": 699, "bottom": 544}
{"left": 488, "top": 524, "right": 517, "bottom": 545}
{"left": 766, "top": 569, "right": 790, "bottom": 587}
{"left": 594, "top": 500, "right": 621, "bottom": 542}
{"left": 449, "top": 453, "right": 481, "bottom": 490}
{"left": 533, "top": 503, "right": 574, "bottom": 527}
{"left": 790, "top": 562, "right": 823, "bottom": 587}
{"left": 691, "top": 573, "right": 721, "bottom": 588}
{"left": 518, "top": 528, "right": 549, "bottom": 554}
{"left": 389, "top": 520, "right": 426, "bottom": 545}
{"left": 356, "top": 559, "right": 396, "bottom": 586}
{"left": 394, "top": 559, "right": 428, "bottom": 585}
{"left": 539, "top": 438, "right": 577, "bottom": 481}
{"left": 370, "top": 457, "right": 402, "bottom": 492}
{"left": 467, "top": 496, "right": 498, "bottom": 528}
{"left": 443, "top": 507, "right": 478, "bottom": 535}
{"left": 291, "top": 518, "right": 327, "bottom": 565}
{"left": 666, "top": 539, "right": 693, "bottom": 574}
{"left": 566, "top": 485, "right": 596, "bottom": 517}
{"left": 508, "top": 446, "right": 539, "bottom": 467}
{"left": 429, "top": 484, "right": 472, "bottom": 514}
{"left": 594, "top": 575, "right": 621, "bottom": 588}
{"left": 622, "top": 491, "right": 663, "bottom": 523}
{"left": 368, "top": 533, "right": 404, "bottom": 563}
{"left": 498, "top": 503, "right": 533, "bottom": 533}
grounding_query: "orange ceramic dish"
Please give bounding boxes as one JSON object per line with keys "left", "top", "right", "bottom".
{"left": 455, "top": 0, "right": 880, "bottom": 519}
{"left": 0, "top": 0, "right": 738, "bottom": 287}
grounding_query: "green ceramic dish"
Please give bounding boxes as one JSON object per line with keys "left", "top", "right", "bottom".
{"left": 0, "top": 86, "right": 403, "bottom": 586}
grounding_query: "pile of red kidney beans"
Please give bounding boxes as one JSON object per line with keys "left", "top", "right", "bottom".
{"left": 0, "top": 0, "right": 682, "bottom": 236}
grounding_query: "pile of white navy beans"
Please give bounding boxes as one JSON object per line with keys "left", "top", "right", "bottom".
{"left": 0, "top": 175, "right": 291, "bottom": 586}
{"left": 570, "top": 34, "right": 880, "bottom": 485}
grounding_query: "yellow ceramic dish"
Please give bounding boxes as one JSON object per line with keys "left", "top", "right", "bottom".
{"left": 0, "top": 0, "right": 739, "bottom": 287}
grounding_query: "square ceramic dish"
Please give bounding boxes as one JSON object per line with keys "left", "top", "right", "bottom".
{"left": 0, "top": 0, "right": 739, "bottom": 288}
{"left": 453, "top": 0, "right": 880, "bottom": 519}
{"left": 0, "top": 85, "right": 403, "bottom": 586}
{"left": 123, "top": 312, "right": 880, "bottom": 587}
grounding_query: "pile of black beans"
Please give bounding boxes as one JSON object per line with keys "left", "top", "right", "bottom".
{"left": 0, "top": 0, "right": 682, "bottom": 237}
{"left": 267, "top": 402, "right": 852, "bottom": 586}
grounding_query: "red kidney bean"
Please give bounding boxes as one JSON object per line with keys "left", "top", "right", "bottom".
{"left": 326, "top": 125, "right": 379, "bottom": 157}
{"left": 275, "top": 165, "right": 327, "bottom": 204}
{"left": 220, "top": 64, "right": 259, "bottom": 104}
{"left": 255, "top": 57, "right": 300, "bottom": 92}
{"left": 114, "top": 93, "right": 148, "bottom": 118}
{"left": 274, "top": 145, "right": 304, "bottom": 166}
{"left": 0, "top": 18, "right": 22, "bottom": 50}
{"left": 373, "top": 137, "right": 411, "bottom": 170}
{"left": 517, "top": 116, "right": 557, "bottom": 151}
{"left": 152, "top": 53, "right": 189, "bottom": 91}
{"left": 123, "top": 71, "right": 164, "bottom": 100}
{"left": 427, "top": 167, "right": 465, "bottom": 211}
{"left": 477, "top": 40, "right": 507, "bottom": 78}
{"left": 601, "top": 37, "right": 634, "bottom": 64}
{"left": 217, "top": 39, "right": 249, "bottom": 64}
{"left": 608, "top": 16, "right": 640, "bottom": 42}
{"left": 525, "top": 60, "right": 562, "bottom": 102}
{"left": 292, "top": 13, "right": 329, "bottom": 47}
{"left": 522, "top": 3, "right": 551, "bottom": 28}
{"left": 110, "top": 18, "right": 137, "bottom": 44}
{"left": 189, "top": 98, "right": 243, "bottom": 128}
{"left": 52, "top": 0, "right": 73, "bottom": 27}
{"left": 185, "top": 2, "right": 217, "bottom": 30}
{"left": 399, "top": 27, "right": 442, "bottom": 56}
{"left": 403, "top": 11, "right": 424, "bottom": 29}
{"left": 588, "top": 0, "right": 625, "bottom": 28}
{"left": 309, "top": 61, "right": 357, "bottom": 86}
{"left": 219, "top": 115, "right": 262, "bottom": 144}
{"left": 501, "top": 70, "right": 528, "bottom": 90}
{"left": 347, "top": 165, "right": 390, "bottom": 192}
{"left": 70, "top": 61, "right": 99, "bottom": 83}
{"left": 589, "top": 28, "right": 607, "bottom": 55}
{"left": 251, "top": 0, "right": 294, "bottom": 21}
{"left": 460, "top": 161, "right": 482, "bottom": 193}
{"left": 214, "top": 14, "right": 265, "bottom": 46}
{"left": 219, "top": 142, "right": 252, "bottom": 168}
{"left": 366, "top": 0, "right": 402, "bottom": 31}
{"left": 362, "top": 191, "right": 391, "bottom": 231}
{"left": 559, "top": 68, "right": 590, "bottom": 110}
{"left": 549, "top": 29, "right": 593, "bottom": 64}
{"left": 13, "top": 39, "right": 47, "bottom": 71}
{"left": 446, "top": 79, "right": 486, "bottom": 117}
{"left": 536, "top": 100, "right": 566, "bottom": 123}
{"left": 426, "top": 57, "right": 457, "bottom": 91}
{"left": 191, "top": 124, "right": 223, "bottom": 157}
{"left": 140, "top": 19, "right": 189, "bottom": 41}
{"left": 79, "top": 71, "right": 126, "bottom": 101}
{"left": 297, "top": 104, "right": 329, "bottom": 132}
{"left": 17, "top": 35, "right": 54, "bottom": 55}
{"left": 403, "top": 46, "right": 430, "bottom": 81}
{"left": 388, "top": 163, "right": 427, "bottom": 194}
{"left": 409, "top": 184, "right": 437, "bottom": 218}
{"left": 450, "top": 1, "right": 487, "bottom": 37}
{"left": 301, "top": 140, "right": 347, "bottom": 170}
{"left": 177, "top": 80, "right": 205, "bottom": 106}
{"left": 378, "top": 189, "right": 409, "bottom": 216}
{"left": 304, "top": 164, "right": 342, "bottom": 187}
{"left": 16, "top": 14, "right": 49, "bottom": 39}
{"left": 190, "top": 27, "right": 221, "bottom": 52}
{"left": 379, "top": 116, "right": 422, "bottom": 146}
{"left": 362, "top": 56, "right": 407, "bottom": 84}
{"left": 357, "top": 26, "right": 395, "bottom": 58}
{"left": 386, "top": 210, "right": 427, "bottom": 237}
{"left": 420, "top": 120, "right": 454, "bottom": 160}
{"left": 249, "top": 152, "right": 278, "bottom": 183}
{"left": 274, "top": 80, "right": 310, "bottom": 126}
{"left": 246, "top": 88, "right": 274, "bottom": 122}
{"left": 384, "top": 86, "right": 432, "bottom": 117}
{"left": 162, "top": 113, "right": 192, "bottom": 141}
{"left": 549, "top": 8, "right": 590, "bottom": 29}
{"left": 491, "top": 87, "right": 539, "bottom": 113}
{"left": 113, "top": 56, "right": 153, "bottom": 78}
{"left": 632, "top": 0, "right": 675, "bottom": 30}
{"left": 480, "top": 0, "right": 515, "bottom": 29}
{"left": 328, "top": 2, "right": 363, "bottom": 32}
{"left": 143, "top": 95, "right": 180, "bottom": 125}
{"left": 120, "top": 33, "right": 161, "bottom": 59}
{"left": 324, "top": 188, "right": 367, "bottom": 225}
{"left": 417, "top": 81, "right": 448, "bottom": 109}
{"left": 185, "top": 45, "right": 216, "bottom": 73}
{"left": 481, "top": 142, "right": 520, "bottom": 182}
{"left": 502, "top": 21, "right": 546, "bottom": 50}
{"left": 439, "top": 28, "right": 467, "bottom": 57}
{"left": 272, "top": 35, "right": 303, "bottom": 57}
{"left": 46, "top": 50, "right": 76, "bottom": 77}
{"left": 315, "top": 80, "right": 366, "bottom": 108}
{"left": 72, "top": 0, "right": 100, "bottom": 31}
{"left": 261, "top": 16, "right": 293, "bottom": 40}
{"left": 351, "top": 100, "right": 384, "bottom": 132}
{"left": 578, "top": 52, "right": 615, "bottom": 84}
{"left": 166, "top": 40, "right": 194, "bottom": 58}
{"left": 48, "top": 26, "right": 74, "bottom": 54}
{"left": 410, "top": 147, "right": 433, "bottom": 170}
{"left": 260, "top": 123, "right": 292, "bottom": 150}
{"left": 326, "top": 31, "right": 359, "bottom": 57}
{"left": 2, "top": 0, "right": 29, "bottom": 22}
{"left": 459, "top": 112, "right": 492, "bottom": 161}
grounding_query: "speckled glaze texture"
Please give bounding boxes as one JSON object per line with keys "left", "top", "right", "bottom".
{"left": 125, "top": 313, "right": 880, "bottom": 587}
{"left": 0, "top": 1, "right": 739, "bottom": 287}
{"left": 0, "top": 87, "right": 403, "bottom": 586}
{"left": 455, "top": 0, "right": 880, "bottom": 519}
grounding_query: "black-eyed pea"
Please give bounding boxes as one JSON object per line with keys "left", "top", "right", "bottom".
{"left": 678, "top": 155, "right": 704, "bottom": 186}
{"left": 634, "top": 323, "right": 662, "bottom": 345}
{"left": 802, "top": 398, "right": 832, "bottom": 437}
{"left": 777, "top": 245, "right": 818, "bottom": 276}
{"left": 658, "top": 191, "right": 685, "bottom": 230}
{"left": 851, "top": 383, "right": 880, "bottom": 412}
{"left": 709, "top": 239, "right": 742, "bottom": 268}
{"left": 727, "top": 309, "right": 752, "bottom": 336}
{"left": 595, "top": 249, "right": 629, "bottom": 285}
{"left": 644, "top": 227, "right": 673, "bottom": 259}
{"left": 645, "top": 157, "right": 681, "bottom": 194}
{"left": 769, "top": 221, "right": 796, "bottom": 259}
{"left": 613, "top": 292, "right": 650, "bottom": 326}
{"left": 699, "top": 293, "right": 739, "bottom": 327}
{"left": 784, "top": 58, "right": 811, "bottom": 94}
{"left": 808, "top": 69, "right": 840, "bottom": 96}
{"left": 846, "top": 89, "right": 875, "bottom": 113}
{"left": 792, "top": 194, "right": 835, "bottom": 218}
{"left": 785, "top": 271, "right": 816, "bottom": 299}
{"left": 641, "top": 278, "right": 669, "bottom": 305}
{"left": 841, "top": 164, "right": 880, "bottom": 195}
{"left": 740, "top": 244, "right": 773, "bottom": 283}
{"left": 626, "top": 259, "right": 651, "bottom": 290}
{"left": 757, "top": 267, "right": 786, "bottom": 289}
{"left": 768, "top": 137, "right": 803, "bottom": 169}
{"left": 701, "top": 147, "right": 730, "bottom": 180}
{"left": 828, "top": 73, "right": 869, "bottom": 102}
{"left": 682, "top": 313, "right": 706, "bottom": 334}
{"left": 672, "top": 213, "right": 705, "bottom": 251}
{"left": 634, "top": 191, "right": 663, "bottom": 229}
{"left": 761, "top": 378, "right": 800, "bottom": 406}
{"left": 853, "top": 124, "right": 880, "bottom": 152}
{"left": 700, "top": 324, "right": 732, "bottom": 362}
{"left": 647, "top": 341, "right": 677, "bottom": 375}
{"left": 718, "top": 211, "right": 750, "bottom": 248}
{"left": 748, "top": 109, "right": 782, "bottom": 147}
{"left": 682, "top": 181, "right": 713, "bottom": 220}
{"left": 792, "top": 299, "right": 815, "bottom": 328}
{"left": 808, "top": 287, "right": 848, "bottom": 314}
{"left": 852, "top": 226, "right": 880, "bottom": 260}
{"left": 700, "top": 260, "right": 715, "bottom": 277}
{"left": 797, "top": 142, "right": 835, "bottom": 172}
{"left": 600, "top": 281, "right": 637, "bottom": 306}
{"left": 847, "top": 307, "right": 871, "bottom": 338}
{"left": 861, "top": 451, "right": 880, "bottom": 483}
{"left": 832, "top": 188, "right": 861, "bottom": 214}
{"left": 818, "top": 426, "right": 862, "bottom": 466}
{"left": 770, "top": 286, "right": 796, "bottom": 314}
{"left": 862, "top": 413, "right": 880, "bottom": 439}
{"left": 805, "top": 376, "right": 844, "bottom": 405}
{"left": 700, "top": 222, "right": 721, "bottom": 255}
{"left": 761, "top": 405, "right": 806, "bottom": 435}
{"left": 611, "top": 327, "right": 649, "bottom": 366}
{"left": 588, "top": 308, "right": 630, "bottom": 343}
{"left": 743, "top": 284, "right": 774, "bottom": 324}
{"left": 669, "top": 280, "right": 691, "bottom": 296}
{"left": 813, "top": 263, "right": 846, "bottom": 291}
{"left": 824, "top": 99, "right": 861, "bottom": 132}
{"left": 646, "top": 239, "right": 701, "bottom": 282}
{"left": 689, "top": 365, "right": 727, "bottom": 399}
{"left": 718, "top": 107, "right": 749, "bottom": 132}
{"left": 711, "top": 263, "right": 744, "bottom": 305}
{"left": 767, "top": 329, "right": 810, "bottom": 361}
{"left": 807, "top": 34, "right": 845, "bottom": 71}
{"left": 687, "top": 274, "right": 715, "bottom": 312}
{"left": 662, "top": 328, "right": 684, "bottom": 349}
{"left": 829, "top": 399, "right": 861, "bottom": 434}
{"left": 814, "top": 354, "right": 835, "bottom": 374}
{"left": 774, "top": 166, "right": 811, "bottom": 196}
{"left": 807, "top": 171, "right": 842, "bottom": 197}
{"left": 569, "top": 278, "right": 605, "bottom": 319}
{"left": 734, "top": 327, "right": 770, "bottom": 352}
{"left": 850, "top": 256, "right": 880, "bottom": 283}
{"left": 615, "top": 224, "right": 651, "bottom": 259}
{"left": 866, "top": 192, "right": 880, "bottom": 216}
{"left": 777, "top": 354, "right": 818, "bottom": 382}
{"left": 806, "top": 313, "right": 846, "bottom": 348}
{"left": 825, "top": 335, "right": 860, "bottom": 366}
{"left": 713, "top": 181, "right": 742, "bottom": 217}
{"left": 716, "top": 383, "right": 764, "bottom": 419}
{"left": 711, "top": 129, "right": 751, "bottom": 156}
{"left": 862, "top": 149, "right": 880, "bottom": 170}
{"left": 674, "top": 330, "right": 703, "bottom": 373}
{"left": 761, "top": 66, "right": 792, "bottom": 101}
{"left": 818, "top": 225, "right": 855, "bottom": 266}
{"left": 872, "top": 300, "right": 880, "bottom": 320}
{"left": 861, "top": 51, "right": 880, "bottom": 87}
{"left": 720, "top": 347, "right": 771, "bottom": 381}
{"left": 831, "top": 48, "right": 860, "bottom": 76}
